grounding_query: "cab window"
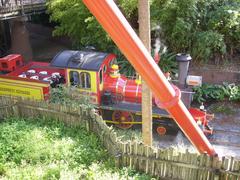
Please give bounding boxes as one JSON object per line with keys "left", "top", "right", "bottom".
{"left": 99, "top": 69, "right": 103, "bottom": 84}
{"left": 80, "top": 72, "right": 91, "bottom": 89}
{"left": 103, "top": 65, "right": 107, "bottom": 73}
{"left": 69, "top": 71, "right": 80, "bottom": 86}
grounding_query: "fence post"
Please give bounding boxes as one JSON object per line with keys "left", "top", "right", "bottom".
{"left": 114, "top": 153, "right": 122, "bottom": 168}
{"left": 12, "top": 99, "right": 19, "bottom": 116}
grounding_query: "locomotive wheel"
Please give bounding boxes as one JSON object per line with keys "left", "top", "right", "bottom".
{"left": 155, "top": 125, "right": 179, "bottom": 136}
{"left": 112, "top": 111, "right": 134, "bottom": 129}
{"left": 156, "top": 126, "right": 167, "bottom": 136}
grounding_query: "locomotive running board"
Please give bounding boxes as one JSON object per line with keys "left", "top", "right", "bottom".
{"left": 83, "top": 0, "right": 216, "bottom": 155}
{"left": 100, "top": 101, "right": 172, "bottom": 118}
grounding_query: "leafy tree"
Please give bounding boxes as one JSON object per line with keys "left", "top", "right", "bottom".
{"left": 151, "top": 0, "right": 239, "bottom": 62}
{"left": 47, "top": 0, "right": 141, "bottom": 51}
{"left": 47, "top": 0, "right": 239, "bottom": 63}
{"left": 206, "top": 1, "right": 240, "bottom": 56}
{"left": 47, "top": 0, "right": 114, "bottom": 51}
{"left": 118, "top": 0, "right": 138, "bottom": 19}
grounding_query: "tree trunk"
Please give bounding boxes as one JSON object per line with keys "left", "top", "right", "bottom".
{"left": 138, "top": 0, "right": 152, "bottom": 146}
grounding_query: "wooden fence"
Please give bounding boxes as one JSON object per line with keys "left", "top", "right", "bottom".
{"left": 0, "top": 96, "right": 240, "bottom": 179}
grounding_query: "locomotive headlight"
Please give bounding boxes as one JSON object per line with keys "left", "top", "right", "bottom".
{"left": 186, "top": 75, "right": 202, "bottom": 86}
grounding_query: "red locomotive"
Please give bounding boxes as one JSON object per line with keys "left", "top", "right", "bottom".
{"left": 0, "top": 50, "right": 214, "bottom": 136}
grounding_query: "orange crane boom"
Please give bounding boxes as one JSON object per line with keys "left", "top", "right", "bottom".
{"left": 82, "top": 0, "right": 216, "bottom": 156}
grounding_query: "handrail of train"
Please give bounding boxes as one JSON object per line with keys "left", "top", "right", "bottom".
{"left": 82, "top": 0, "right": 217, "bottom": 156}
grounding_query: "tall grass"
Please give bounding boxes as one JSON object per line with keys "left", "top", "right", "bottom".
{"left": 0, "top": 117, "right": 153, "bottom": 179}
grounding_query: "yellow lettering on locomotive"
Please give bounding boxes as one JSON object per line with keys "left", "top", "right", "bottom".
{"left": 0, "top": 78, "right": 45, "bottom": 100}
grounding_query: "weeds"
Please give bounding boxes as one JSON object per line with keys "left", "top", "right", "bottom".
{"left": 193, "top": 83, "right": 240, "bottom": 103}
{"left": 0, "top": 117, "right": 153, "bottom": 179}
{"left": 49, "top": 85, "right": 95, "bottom": 109}
{"left": 113, "top": 127, "right": 143, "bottom": 141}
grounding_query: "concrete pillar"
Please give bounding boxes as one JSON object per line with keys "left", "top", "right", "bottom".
{"left": 10, "top": 17, "right": 32, "bottom": 62}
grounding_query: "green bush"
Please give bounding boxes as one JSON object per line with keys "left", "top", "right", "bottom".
{"left": 193, "top": 83, "right": 240, "bottom": 103}
{"left": 152, "top": 0, "right": 240, "bottom": 63}
{"left": 49, "top": 85, "right": 95, "bottom": 109}
{"left": 158, "top": 52, "right": 177, "bottom": 74}
{"left": 192, "top": 31, "right": 226, "bottom": 63}
{"left": 206, "top": 1, "right": 240, "bottom": 55}
{"left": 117, "top": 50, "right": 177, "bottom": 77}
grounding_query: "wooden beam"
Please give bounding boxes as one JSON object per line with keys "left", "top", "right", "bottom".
{"left": 138, "top": 0, "right": 152, "bottom": 146}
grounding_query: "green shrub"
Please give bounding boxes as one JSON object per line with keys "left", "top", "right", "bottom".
{"left": 153, "top": 0, "right": 240, "bottom": 62}
{"left": 158, "top": 52, "right": 177, "bottom": 74}
{"left": 193, "top": 83, "right": 240, "bottom": 103}
{"left": 192, "top": 31, "right": 226, "bottom": 63}
{"left": 49, "top": 85, "right": 95, "bottom": 109}
{"left": 206, "top": 1, "right": 240, "bottom": 55}
{"left": 117, "top": 50, "right": 177, "bottom": 77}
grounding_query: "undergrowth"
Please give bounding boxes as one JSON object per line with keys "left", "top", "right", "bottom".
{"left": 113, "top": 127, "right": 143, "bottom": 142}
{"left": 193, "top": 83, "right": 240, "bottom": 103}
{"left": 49, "top": 85, "right": 95, "bottom": 109}
{"left": 0, "top": 117, "right": 153, "bottom": 179}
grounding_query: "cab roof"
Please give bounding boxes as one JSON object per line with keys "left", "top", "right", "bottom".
{"left": 50, "top": 50, "right": 111, "bottom": 71}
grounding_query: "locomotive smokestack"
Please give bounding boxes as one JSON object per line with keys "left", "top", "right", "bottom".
{"left": 176, "top": 53, "right": 192, "bottom": 87}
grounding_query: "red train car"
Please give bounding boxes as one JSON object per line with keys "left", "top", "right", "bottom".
{"left": 0, "top": 50, "right": 214, "bottom": 136}
{"left": 0, "top": 54, "right": 23, "bottom": 72}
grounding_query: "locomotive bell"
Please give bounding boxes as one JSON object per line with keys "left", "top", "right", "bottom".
{"left": 176, "top": 53, "right": 192, "bottom": 87}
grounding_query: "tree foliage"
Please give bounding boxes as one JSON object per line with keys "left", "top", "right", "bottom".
{"left": 47, "top": 0, "right": 114, "bottom": 51}
{"left": 47, "top": 0, "right": 239, "bottom": 63}
{"left": 151, "top": 0, "right": 239, "bottom": 62}
{"left": 193, "top": 83, "right": 240, "bottom": 102}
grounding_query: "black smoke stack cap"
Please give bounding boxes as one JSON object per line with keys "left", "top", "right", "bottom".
{"left": 176, "top": 53, "right": 192, "bottom": 87}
